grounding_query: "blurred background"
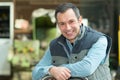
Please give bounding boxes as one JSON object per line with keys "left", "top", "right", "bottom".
{"left": 0, "top": 0, "right": 120, "bottom": 80}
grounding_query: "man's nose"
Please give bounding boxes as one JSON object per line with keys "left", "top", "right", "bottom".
{"left": 66, "top": 23, "right": 71, "bottom": 30}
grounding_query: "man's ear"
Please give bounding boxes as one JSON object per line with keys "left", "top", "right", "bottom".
{"left": 78, "top": 16, "right": 82, "bottom": 24}
{"left": 79, "top": 16, "right": 82, "bottom": 22}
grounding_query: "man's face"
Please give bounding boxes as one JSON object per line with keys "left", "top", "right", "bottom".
{"left": 56, "top": 9, "right": 82, "bottom": 43}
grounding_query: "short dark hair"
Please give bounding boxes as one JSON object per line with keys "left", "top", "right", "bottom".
{"left": 55, "top": 3, "right": 80, "bottom": 20}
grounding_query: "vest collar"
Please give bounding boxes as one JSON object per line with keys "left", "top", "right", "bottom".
{"left": 76, "top": 24, "right": 86, "bottom": 41}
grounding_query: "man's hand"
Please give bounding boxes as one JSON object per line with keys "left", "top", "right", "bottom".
{"left": 49, "top": 66, "right": 71, "bottom": 80}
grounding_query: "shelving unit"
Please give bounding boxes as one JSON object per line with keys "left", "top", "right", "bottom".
{"left": 0, "top": 2, "right": 14, "bottom": 40}
{"left": 0, "top": 2, "right": 14, "bottom": 76}
{"left": 0, "top": 5, "right": 10, "bottom": 38}
{"left": 14, "top": 28, "right": 32, "bottom": 34}
{"left": 14, "top": 28, "right": 32, "bottom": 40}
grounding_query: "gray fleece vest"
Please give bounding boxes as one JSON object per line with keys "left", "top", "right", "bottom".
{"left": 50, "top": 26, "right": 112, "bottom": 80}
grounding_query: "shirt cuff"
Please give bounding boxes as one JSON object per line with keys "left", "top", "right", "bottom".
{"left": 44, "top": 65, "right": 54, "bottom": 75}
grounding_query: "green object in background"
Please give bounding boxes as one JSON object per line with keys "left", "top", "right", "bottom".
{"left": 45, "top": 28, "right": 57, "bottom": 43}
{"left": 21, "top": 56, "right": 30, "bottom": 67}
{"left": 12, "top": 55, "right": 19, "bottom": 66}
{"left": 12, "top": 54, "right": 30, "bottom": 67}
{"left": 32, "top": 15, "right": 59, "bottom": 61}
{"left": 11, "top": 40, "right": 40, "bottom": 67}
{"left": 32, "top": 15, "right": 56, "bottom": 40}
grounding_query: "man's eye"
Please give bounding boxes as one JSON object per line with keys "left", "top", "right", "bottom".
{"left": 69, "top": 20, "right": 75, "bottom": 24}
{"left": 58, "top": 23, "right": 65, "bottom": 26}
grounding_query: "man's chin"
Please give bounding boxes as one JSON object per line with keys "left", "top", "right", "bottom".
{"left": 67, "top": 38, "right": 74, "bottom": 42}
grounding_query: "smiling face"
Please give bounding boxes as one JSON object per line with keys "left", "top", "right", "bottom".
{"left": 56, "top": 9, "right": 82, "bottom": 43}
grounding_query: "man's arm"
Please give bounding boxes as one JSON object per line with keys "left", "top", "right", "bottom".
{"left": 32, "top": 48, "right": 53, "bottom": 80}
{"left": 63, "top": 36, "right": 108, "bottom": 77}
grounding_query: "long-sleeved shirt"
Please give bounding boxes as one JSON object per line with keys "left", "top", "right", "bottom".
{"left": 32, "top": 36, "right": 107, "bottom": 80}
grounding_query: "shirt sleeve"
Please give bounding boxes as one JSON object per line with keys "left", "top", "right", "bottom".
{"left": 63, "top": 36, "right": 108, "bottom": 77}
{"left": 32, "top": 48, "right": 53, "bottom": 80}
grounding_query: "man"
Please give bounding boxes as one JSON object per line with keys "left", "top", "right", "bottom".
{"left": 32, "top": 3, "right": 112, "bottom": 80}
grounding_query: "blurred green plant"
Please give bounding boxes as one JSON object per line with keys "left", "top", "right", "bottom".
{"left": 35, "top": 15, "right": 56, "bottom": 41}
{"left": 11, "top": 40, "right": 40, "bottom": 67}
